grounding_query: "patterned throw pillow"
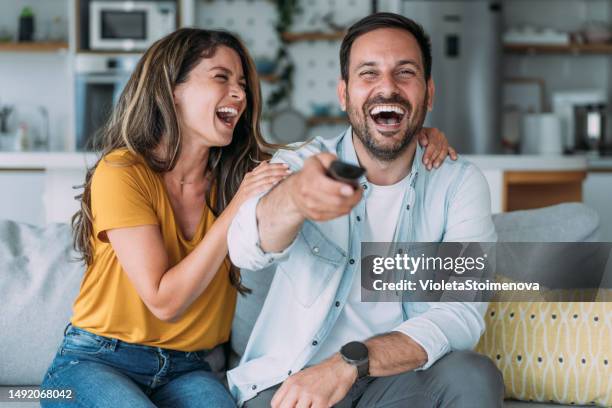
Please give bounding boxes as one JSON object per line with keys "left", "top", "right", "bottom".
{"left": 476, "top": 302, "right": 611, "bottom": 406}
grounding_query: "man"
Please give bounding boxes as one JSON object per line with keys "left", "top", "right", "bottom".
{"left": 227, "top": 12, "right": 503, "bottom": 408}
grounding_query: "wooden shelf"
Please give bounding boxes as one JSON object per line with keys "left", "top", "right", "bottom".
{"left": 282, "top": 31, "right": 345, "bottom": 43}
{"left": 503, "top": 170, "right": 587, "bottom": 212}
{"left": 259, "top": 74, "right": 280, "bottom": 83}
{"left": 306, "top": 116, "right": 348, "bottom": 127}
{"left": 0, "top": 41, "right": 68, "bottom": 52}
{"left": 504, "top": 43, "right": 612, "bottom": 55}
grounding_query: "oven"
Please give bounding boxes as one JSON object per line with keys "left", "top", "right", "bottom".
{"left": 75, "top": 55, "right": 139, "bottom": 150}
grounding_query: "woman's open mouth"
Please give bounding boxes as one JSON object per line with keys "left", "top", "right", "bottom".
{"left": 368, "top": 104, "right": 407, "bottom": 132}
{"left": 216, "top": 106, "right": 239, "bottom": 128}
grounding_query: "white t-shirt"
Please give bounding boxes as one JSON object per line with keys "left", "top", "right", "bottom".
{"left": 309, "top": 175, "right": 408, "bottom": 365}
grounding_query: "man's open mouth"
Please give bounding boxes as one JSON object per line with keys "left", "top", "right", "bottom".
{"left": 216, "top": 106, "right": 239, "bottom": 128}
{"left": 368, "top": 105, "right": 407, "bottom": 130}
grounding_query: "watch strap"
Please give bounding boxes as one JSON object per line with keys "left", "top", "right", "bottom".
{"left": 356, "top": 359, "right": 369, "bottom": 379}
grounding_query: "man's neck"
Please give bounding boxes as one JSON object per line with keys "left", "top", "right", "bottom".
{"left": 352, "top": 132, "right": 416, "bottom": 186}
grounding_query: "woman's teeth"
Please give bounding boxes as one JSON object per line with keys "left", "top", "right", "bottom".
{"left": 216, "top": 107, "right": 238, "bottom": 125}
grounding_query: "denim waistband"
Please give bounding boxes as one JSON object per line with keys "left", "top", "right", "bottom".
{"left": 64, "top": 323, "right": 213, "bottom": 359}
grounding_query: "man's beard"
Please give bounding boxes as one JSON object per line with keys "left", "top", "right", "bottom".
{"left": 346, "top": 91, "right": 428, "bottom": 162}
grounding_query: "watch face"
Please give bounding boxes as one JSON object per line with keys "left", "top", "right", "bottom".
{"left": 341, "top": 341, "right": 368, "bottom": 362}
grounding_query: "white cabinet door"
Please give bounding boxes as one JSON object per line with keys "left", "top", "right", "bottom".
{"left": 584, "top": 172, "right": 612, "bottom": 242}
{"left": 0, "top": 170, "right": 45, "bottom": 226}
{"left": 44, "top": 169, "right": 88, "bottom": 224}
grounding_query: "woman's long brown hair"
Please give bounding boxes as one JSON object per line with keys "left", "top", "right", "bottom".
{"left": 72, "top": 28, "right": 278, "bottom": 294}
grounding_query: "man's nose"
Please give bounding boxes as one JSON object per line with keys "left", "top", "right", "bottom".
{"left": 376, "top": 74, "right": 400, "bottom": 97}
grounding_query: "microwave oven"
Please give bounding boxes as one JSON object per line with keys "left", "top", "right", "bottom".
{"left": 89, "top": 1, "right": 176, "bottom": 51}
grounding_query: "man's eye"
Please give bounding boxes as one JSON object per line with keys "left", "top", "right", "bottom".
{"left": 361, "top": 71, "right": 377, "bottom": 77}
{"left": 399, "top": 70, "right": 415, "bottom": 76}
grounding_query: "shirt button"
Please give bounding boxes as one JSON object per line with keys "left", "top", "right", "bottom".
{"left": 313, "top": 246, "right": 319, "bottom": 253}
{"left": 406, "top": 204, "right": 411, "bottom": 210}
{"left": 251, "top": 385, "right": 257, "bottom": 390}
{"left": 335, "top": 301, "right": 340, "bottom": 307}
{"left": 356, "top": 216, "right": 361, "bottom": 222}
{"left": 288, "top": 370, "right": 292, "bottom": 375}
{"left": 349, "top": 259, "right": 355, "bottom": 265}
{"left": 312, "top": 340, "right": 318, "bottom": 346}
{"left": 362, "top": 183, "right": 368, "bottom": 190}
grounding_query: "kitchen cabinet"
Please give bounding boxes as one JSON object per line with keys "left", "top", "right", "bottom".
{"left": 584, "top": 171, "right": 612, "bottom": 242}
{"left": 0, "top": 152, "right": 94, "bottom": 225}
{"left": 466, "top": 155, "right": 587, "bottom": 214}
{"left": 0, "top": 170, "right": 45, "bottom": 225}
{"left": 503, "top": 170, "right": 586, "bottom": 212}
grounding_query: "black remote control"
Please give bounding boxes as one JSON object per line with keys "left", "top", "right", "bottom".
{"left": 326, "top": 160, "right": 366, "bottom": 187}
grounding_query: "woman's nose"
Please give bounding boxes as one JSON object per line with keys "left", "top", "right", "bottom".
{"left": 230, "top": 85, "right": 245, "bottom": 101}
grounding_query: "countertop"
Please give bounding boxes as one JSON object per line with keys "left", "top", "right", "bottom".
{"left": 0, "top": 151, "right": 99, "bottom": 170}
{"left": 0, "top": 151, "right": 610, "bottom": 171}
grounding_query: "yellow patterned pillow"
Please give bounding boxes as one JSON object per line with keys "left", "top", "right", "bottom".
{"left": 476, "top": 302, "right": 612, "bottom": 406}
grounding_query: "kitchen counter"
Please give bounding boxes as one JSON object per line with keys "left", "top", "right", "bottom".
{"left": 584, "top": 154, "right": 612, "bottom": 171}
{"left": 0, "top": 152, "right": 98, "bottom": 170}
{"left": 0, "top": 151, "right": 591, "bottom": 170}
{"left": 463, "top": 154, "right": 587, "bottom": 171}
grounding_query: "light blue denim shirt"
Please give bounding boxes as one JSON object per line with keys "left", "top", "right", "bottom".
{"left": 227, "top": 127, "right": 497, "bottom": 405}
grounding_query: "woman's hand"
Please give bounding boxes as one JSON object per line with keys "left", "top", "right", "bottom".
{"left": 417, "top": 127, "right": 458, "bottom": 170}
{"left": 227, "top": 161, "right": 291, "bottom": 215}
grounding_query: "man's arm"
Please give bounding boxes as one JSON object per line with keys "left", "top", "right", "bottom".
{"left": 256, "top": 175, "right": 305, "bottom": 253}
{"left": 228, "top": 152, "right": 362, "bottom": 269}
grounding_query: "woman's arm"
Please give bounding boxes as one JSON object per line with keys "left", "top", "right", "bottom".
{"left": 106, "top": 161, "right": 289, "bottom": 322}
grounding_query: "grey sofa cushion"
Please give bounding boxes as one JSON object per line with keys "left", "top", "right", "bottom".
{"left": 0, "top": 220, "right": 84, "bottom": 385}
{"left": 492, "top": 203, "right": 600, "bottom": 243}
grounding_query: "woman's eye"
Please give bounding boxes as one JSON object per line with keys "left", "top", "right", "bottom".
{"left": 215, "top": 74, "right": 228, "bottom": 81}
{"left": 239, "top": 82, "right": 247, "bottom": 90}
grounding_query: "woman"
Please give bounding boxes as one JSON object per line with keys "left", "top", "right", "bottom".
{"left": 41, "top": 28, "right": 454, "bottom": 407}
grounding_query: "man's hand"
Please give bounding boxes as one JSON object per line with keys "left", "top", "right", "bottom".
{"left": 418, "top": 127, "right": 458, "bottom": 170}
{"left": 271, "top": 355, "right": 356, "bottom": 408}
{"left": 288, "top": 152, "right": 363, "bottom": 222}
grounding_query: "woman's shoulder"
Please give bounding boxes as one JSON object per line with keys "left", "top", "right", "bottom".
{"left": 93, "top": 148, "right": 157, "bottom": 189}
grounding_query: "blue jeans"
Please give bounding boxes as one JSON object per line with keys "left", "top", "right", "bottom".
{"left": 40, "top": 324, "right": 236, "bottom": 407}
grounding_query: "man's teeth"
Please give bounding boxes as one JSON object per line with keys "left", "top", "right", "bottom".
{"left": 369, "top": 105, "right": 405, "bottom": 115}
{"left": 217, "top": 107, "right": 238, "bottom": 116}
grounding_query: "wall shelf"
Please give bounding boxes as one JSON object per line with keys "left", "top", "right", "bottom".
{"left": 504, "top": 43, "right": 612, "bottom": 55}
{"left": 259, "top": 74, "right": 280, "bottom": 83}
{"left": 0, "top": 41, "right": 68, "bottom": 52}
{"left": 306, "top": 116, "right": 348, "bottom": 127}
{"left": 282, "top": 31, "right": 345, "bottom": 43}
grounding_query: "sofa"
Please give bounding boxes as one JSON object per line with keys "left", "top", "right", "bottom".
{"left": 0, "top": 203, "right": 603, "bottom": 407}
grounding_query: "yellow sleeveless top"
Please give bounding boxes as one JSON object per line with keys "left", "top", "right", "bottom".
{"left": 71, "top": 149, "right": 236, "bottom": 351}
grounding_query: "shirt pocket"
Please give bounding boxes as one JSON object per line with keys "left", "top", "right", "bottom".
{"left": 279, "top": 221, "right": 346, "bottom": 308}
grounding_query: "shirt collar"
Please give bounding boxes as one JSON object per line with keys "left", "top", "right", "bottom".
{"left": 339, "top": 126, "right": 423, "bottom": 189}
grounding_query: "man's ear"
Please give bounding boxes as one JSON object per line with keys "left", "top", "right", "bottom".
{"left": 337, "top": 79, "right": 347, "bottom": 111}
{"left": 427, "top": 78, "right": 435, "bottom": 112}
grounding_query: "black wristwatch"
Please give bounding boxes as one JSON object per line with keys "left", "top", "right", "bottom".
{"left": 340, "top": 341, "right": 369, "bottom": 379}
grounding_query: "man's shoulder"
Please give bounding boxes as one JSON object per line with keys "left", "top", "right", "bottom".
{"left": 270, "top": 133, "right": 344, "bottom": 170}
{"left": 420, "top": 155, "right": 488, "bottom": 196}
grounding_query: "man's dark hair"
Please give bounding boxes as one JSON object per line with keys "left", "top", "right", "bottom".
{"left": 340, "top": 12, "right": 432, "bottom": 82}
